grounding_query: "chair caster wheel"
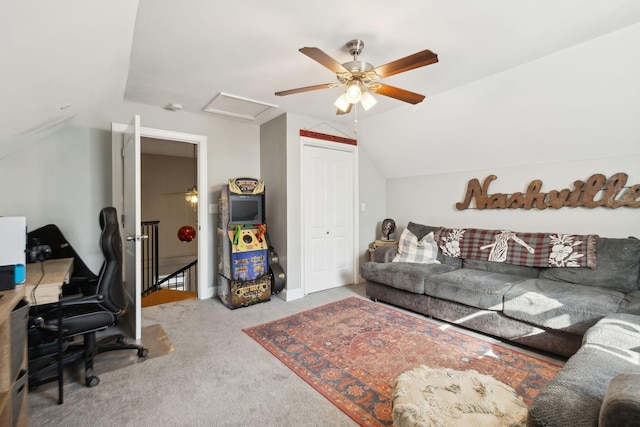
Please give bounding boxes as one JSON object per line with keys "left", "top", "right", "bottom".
{"left": 138, "top": 348, "right": 149, "bottom": 357}
{"left": 86, "top": 376, "right": 100, "bottom": 387}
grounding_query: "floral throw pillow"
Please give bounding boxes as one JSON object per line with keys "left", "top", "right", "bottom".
{"left": 393, "top": 229, "right": 441, "bottom": 264}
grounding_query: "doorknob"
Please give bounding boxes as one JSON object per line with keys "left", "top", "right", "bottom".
{"left": 126, "top": 235, "right": 149, "bottom": 242}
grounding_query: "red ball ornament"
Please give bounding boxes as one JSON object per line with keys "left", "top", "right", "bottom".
{"left": 177, "top": 225, "right": 196, "bottom": 242}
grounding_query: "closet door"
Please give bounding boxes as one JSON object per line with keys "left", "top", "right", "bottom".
{"left": 303, "top": 143, "right": 355, "bottom": 294}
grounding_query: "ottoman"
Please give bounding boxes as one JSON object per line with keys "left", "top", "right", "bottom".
{"left": 392, "top": 366, "right": 527, "bottom": 427}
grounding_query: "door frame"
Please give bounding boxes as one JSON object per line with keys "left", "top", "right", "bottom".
{"left": 300, "top": 136, "right": 359, "bottom": 295}
{"left": 111, "top": 123, "right": 211, "bottom": 299}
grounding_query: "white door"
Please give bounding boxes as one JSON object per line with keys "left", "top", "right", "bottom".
{"left": 112, "top": 123, "right": 211, "bottom": 300}
{"left": 122, "top": 115, "right": 143, "bottom": 340}
{"left": 303, "top": 144, "right": 355, "bottom": 294}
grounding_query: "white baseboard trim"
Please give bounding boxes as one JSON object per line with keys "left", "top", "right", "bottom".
{"left": 281, "top": 287, "right": 304, "bottom": 302}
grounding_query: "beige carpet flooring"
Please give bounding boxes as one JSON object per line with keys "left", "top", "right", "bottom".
{"left": 27, "top": 283, "right": 563, "bottom": 427}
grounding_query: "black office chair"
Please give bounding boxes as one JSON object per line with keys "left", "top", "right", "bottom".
{"left": 28, "top": 207, "right": 148, "bottom": 404}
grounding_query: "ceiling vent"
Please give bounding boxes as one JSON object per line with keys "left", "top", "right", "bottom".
{"left": 202, "top": 92, "right": 277, "bottom": 120}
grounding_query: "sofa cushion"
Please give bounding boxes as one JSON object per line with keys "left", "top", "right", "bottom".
{"left": 462, "top": 258, "right": 539, "bottom": 279}
{"left": 425, "top": 269, "right": 526, "bottom": 311}
{"left": 393, "top": 228, "right": 440, "bottom": 264}
{"left": 539, "top": 237, "right": 640, "bottom": 293}
{"left": 503, "top": 278, "right": 625, "bottom": 335}
{"left": 583, "top": 313, "right": 640, "bottom": 351}
{"left": 360, "top": 262, "right": 457, "bottom": 294}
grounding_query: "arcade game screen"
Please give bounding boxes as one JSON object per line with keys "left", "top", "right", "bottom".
{"left": 230, "top": 198, "right": 262, "bottom": 223}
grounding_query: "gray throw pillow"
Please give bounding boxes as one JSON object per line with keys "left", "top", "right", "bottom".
{"left": 407, "top": 221, "right": 440, "bottom": 240}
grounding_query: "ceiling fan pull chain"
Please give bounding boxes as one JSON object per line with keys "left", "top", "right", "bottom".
{"left": 353, "top": 104, "right": 358, "bottom": 134}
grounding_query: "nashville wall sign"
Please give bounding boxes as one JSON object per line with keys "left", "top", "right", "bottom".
{"left": 456, "top": 172, "right": 640, "bottom": 210}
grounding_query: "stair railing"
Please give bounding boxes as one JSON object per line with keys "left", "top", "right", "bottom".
{"left": 156, "top": 260, "right": 198, "bottom": 293}
{"left": 141, "top": 221, "right": 160, "bottom": 296}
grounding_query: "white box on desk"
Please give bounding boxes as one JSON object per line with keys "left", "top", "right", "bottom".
{"left": 0, "top": 217, "right": 26, "bottom": 266}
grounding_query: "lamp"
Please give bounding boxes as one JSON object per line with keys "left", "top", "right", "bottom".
{"left": 334, "top": 93, "right": 350, "bottom": 112}
{"left": 334, "top": 81, "right": 377, "bottom": 113}
{"left": 344, "top": 81, "right": 362, "bottom": 103}
{"left": 184, "top": 144, "right": 198, "bottom": 209}
{"left": 184, "top": 186, "right": 198, "bottom": 204}
{"left": 360, "top": 91, "right": 377, "bottom": 111}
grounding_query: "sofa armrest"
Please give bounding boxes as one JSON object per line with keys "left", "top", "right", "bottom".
{"left": 373, "top": 245, "right": 397, "bottom": 263}
{"left": 599, "top": 374, "right": 640, "bottom": 427}
{"left": 619, "top": 290, "right": 640, "bottom": 315}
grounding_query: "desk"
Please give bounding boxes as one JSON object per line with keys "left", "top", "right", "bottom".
{"left": 23, "top": 258, "right": 74, "bottom": 305}
{"left": 0, "top": 286, "right": 27, "bottom": 426}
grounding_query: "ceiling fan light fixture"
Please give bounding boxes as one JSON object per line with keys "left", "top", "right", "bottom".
{"left": 360, "top": 91, "right": 377, "bottom": 111}
{"left": 344, "top": 83, "right": 362, "bottom": 103}
{"left": 185, "top": 186, "right": 198, "bottom": 204}
{"left": 334, "top": 93, "right": 350, "bottom": 112}
{"left": 184, "top": 143, "right": 198, "bottom": 209}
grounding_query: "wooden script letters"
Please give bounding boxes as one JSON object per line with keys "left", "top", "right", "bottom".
{"left": 456, "top": 173, "right": 640, "bottom": 210}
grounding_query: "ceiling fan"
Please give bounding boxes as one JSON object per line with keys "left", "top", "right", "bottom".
{"left": 275, "top": 39, "right": 438, "bottom": 115}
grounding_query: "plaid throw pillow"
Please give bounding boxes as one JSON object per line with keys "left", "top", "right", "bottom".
{"left": 393, "top": 229, "right": 441, "bottom": 264}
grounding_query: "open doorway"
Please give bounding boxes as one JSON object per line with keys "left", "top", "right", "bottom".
{"left": 111, "top": 120, "right": 210, "bottom": 323}
{"left": 140, "top": 138, "right": 199, "bottom": 307}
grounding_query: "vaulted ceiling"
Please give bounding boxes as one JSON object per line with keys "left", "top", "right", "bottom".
{"left": 2, "top": 1, "right": 640, "bottom": 156}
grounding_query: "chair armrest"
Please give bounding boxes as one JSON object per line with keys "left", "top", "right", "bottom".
{"left": 58, "top": 294, "right": 104, "bottom": 307}
{"left": 62, "top": 277, "right": 98, "bottom": 296}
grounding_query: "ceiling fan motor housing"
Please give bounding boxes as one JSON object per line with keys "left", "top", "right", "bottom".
{"left": 346, "top": 39, "right": 365, "bottom": 57}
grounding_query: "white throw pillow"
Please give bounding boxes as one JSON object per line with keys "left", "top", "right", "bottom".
{"left": 393, "top": 229, "right": 441, "bottom": 264}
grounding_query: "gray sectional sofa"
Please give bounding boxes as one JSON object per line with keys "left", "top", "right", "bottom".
{"left": 528, "top": 313, "right": 640, "bottom": 426}
{"left": 361, "top": 221, "right": 640, "bottom": 426}
{"left": 361, "top": 222, "right": 640, "bottom": 357}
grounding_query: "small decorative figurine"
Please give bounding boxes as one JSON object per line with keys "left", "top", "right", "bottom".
{"left": 381, "top": 218, "right": 396, "bottom": 241}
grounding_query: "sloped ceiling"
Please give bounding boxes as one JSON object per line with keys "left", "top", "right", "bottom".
{"left": 2, "top": 1, "right": 640, "bottom": 159}
{"left": 0, "top": 1, "right": 138, "bottom": 157}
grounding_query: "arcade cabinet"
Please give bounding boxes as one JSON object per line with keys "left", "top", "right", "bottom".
{"left": 218, "top": 177, "right": 283, "bottom": 309}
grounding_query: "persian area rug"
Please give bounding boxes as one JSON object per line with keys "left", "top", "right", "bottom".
{"left": 243, "top": 297, "right": 562, "bottom": 427}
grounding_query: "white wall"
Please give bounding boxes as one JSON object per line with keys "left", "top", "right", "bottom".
{"left": 0, "top": 125, "right": 111, "bottom": 270}
{"left": 0, "top": 101, "right": 260, "bottom": 282}
{"left": 358, "top": 147, "right": 387, "bottom": 268}
{"left": 358, "top": 23, "right": 640, "bottom": 180}
{"left": 358, "top": 23, "right": 640, "bottom": 240}
{"left": 387, "top": 156, "right": 640, "bottom": 238}
{"left": 264, "top": 114, "right": 386, "bottom": 299}
{"left": 259, "top": 114, "right": 288, "bottom": 280}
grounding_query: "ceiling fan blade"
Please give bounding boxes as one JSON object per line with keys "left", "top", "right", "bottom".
{"left": 372, "top": 50, "right": 438, "bottom": 78}
{"left": 275, "top": 83, "right": 335, "bottom": 96}
{"left": 299, "top": 47, "right": 348, "bottom": 74}
{"left": 336, "top": 104, "right": 352, "bottom": 115}
{"left": 374, "top": 84, "right": 426, "bottom": 104}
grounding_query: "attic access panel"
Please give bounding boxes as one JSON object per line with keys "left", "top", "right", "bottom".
{"left": 203, "top": 92, "right": 277, "bottom": 120}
